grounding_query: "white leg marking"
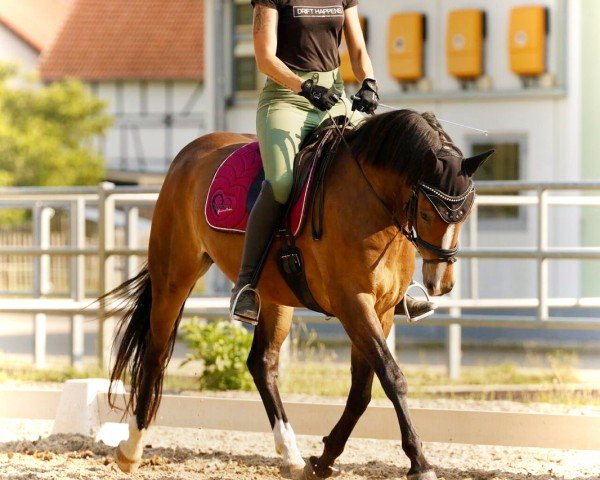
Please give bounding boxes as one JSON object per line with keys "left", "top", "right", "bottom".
{"left": 119, "top": 417, "right": 146, "bottom": 461}
{"left": 273, "top": 419, "right": 305, "bottom": 466}
{"left": 433, "top": 224, "right": 456, "bottom": 293}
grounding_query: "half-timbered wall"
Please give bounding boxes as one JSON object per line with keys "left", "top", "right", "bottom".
{"left": 90, "top": 81, "right": 210, "bottom": 176}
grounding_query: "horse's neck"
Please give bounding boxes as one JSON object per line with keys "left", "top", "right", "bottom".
{"left": 324, "top": 155, "right": 416, "bottom": 304}
{"left": 327, "top": 153, "right": 411, "bottom": 245}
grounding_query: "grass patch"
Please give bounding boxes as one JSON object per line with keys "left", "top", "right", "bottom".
{"left": 277, "top": 360, "right": 582, "bottom": 400}
{"left": 1, "top": 349, "right": 594, "bottom": 406}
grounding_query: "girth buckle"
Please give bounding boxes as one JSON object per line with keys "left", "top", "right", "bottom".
{"left": 281, "top": 251, "right": 303, "bottom": 275}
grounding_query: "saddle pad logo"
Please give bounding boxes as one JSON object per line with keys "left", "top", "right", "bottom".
{"left": 211, "top": 192, "right": 233, "bottom": 216}
{"left": 293, "top": 5, "right": 343, "bottom": 17}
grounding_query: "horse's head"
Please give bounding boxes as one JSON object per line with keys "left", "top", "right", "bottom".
{"left": 410, "top": 147, "right": 494, "bottom": 296}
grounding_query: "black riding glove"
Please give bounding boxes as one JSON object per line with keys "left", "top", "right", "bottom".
{"left": 298, "top": 79, "right": 340, "bottom": 111}
{"left": 352, "top": 78, "right": 379, "bottom": 114}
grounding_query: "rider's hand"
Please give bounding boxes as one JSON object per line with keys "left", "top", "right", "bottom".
{"left": 352, "top": 78, "right": 379, "bottom": 114}
{"left": 298, "top": 79, "right": 340, "bottom": 111}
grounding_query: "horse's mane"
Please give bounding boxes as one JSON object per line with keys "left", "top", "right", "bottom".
{"left": 345, "top": 110, "right": 463, "bottom": 184}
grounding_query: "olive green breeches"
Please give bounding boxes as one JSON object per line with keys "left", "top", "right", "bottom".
{"left": 256, "top": 68, "right": 365, "bottom": 204}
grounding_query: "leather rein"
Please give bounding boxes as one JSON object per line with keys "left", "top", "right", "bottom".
{"left": 329, "top": 116, "right": 474, "bottom": 265}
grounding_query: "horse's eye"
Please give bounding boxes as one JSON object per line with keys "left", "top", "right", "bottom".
{"left": 420, "top": 212, "right": 429, "bottom": 222}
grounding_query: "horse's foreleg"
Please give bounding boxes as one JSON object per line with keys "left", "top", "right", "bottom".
{"left": 311, "top": 299, "right": 435, "bottom": 480}
{"left": 308, "top": 345, "right": 374, "bottom": 476}
{"left": 246, "top": 303, "right": 305, "bottom": 474}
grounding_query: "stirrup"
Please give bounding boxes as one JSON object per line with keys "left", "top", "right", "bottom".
{"left": 230, "top": 284, "right": 261, "bottom": 326}
{"left": 403, "top": 281, "right": 435, "bottom": 323}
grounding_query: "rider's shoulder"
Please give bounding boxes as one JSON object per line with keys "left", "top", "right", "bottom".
{"left": 251, "top": 0, "right": 279, "bottom": 9}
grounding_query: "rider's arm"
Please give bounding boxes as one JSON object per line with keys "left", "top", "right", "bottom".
{"left": 343, "top": 6, "right": 375, "bottom": 83}
{"left": 253, "top": 4, "right": 304, "bottom": 93}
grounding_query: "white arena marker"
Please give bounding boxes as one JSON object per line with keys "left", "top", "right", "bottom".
{"left": 52, "top": 378, "right": 128, "bottom": 446}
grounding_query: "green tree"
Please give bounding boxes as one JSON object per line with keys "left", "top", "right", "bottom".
{"left": 0, "top": 63, "right": 112, "bottom": 187}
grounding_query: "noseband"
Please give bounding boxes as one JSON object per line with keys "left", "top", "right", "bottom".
{"left": 400, "top": 180, "right": 475, "bottom": 264}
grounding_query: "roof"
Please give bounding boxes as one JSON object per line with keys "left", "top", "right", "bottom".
{"left": 40, "top": 0, "right": 204, "bottom": 81}
{"left": 0, "top": 0, "right": 72, "bottom": 52}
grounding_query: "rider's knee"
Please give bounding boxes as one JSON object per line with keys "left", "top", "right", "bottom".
{"left": 270, "top": 174, "right": 293, "bottom": 204}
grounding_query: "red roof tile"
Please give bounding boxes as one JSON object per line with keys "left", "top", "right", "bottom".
{"left": 0, "top": 0, "right": 72, "bottom": 52}
{"left": 40, "top": 0, "right": 204, "bottom": 81}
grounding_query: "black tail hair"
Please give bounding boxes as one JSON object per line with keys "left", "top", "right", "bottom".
{"left": 102, "top": 265, "right": 181, "bottom": 426}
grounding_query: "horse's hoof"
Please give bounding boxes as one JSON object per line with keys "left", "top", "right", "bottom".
{"left": 115, "top": 446, "right": 141, "bottom": 474}
{"left": 280, "top": 462, "right": 306, "bottom": 479}
{"left": 303, "top": 456, "right": 341, "bottom": 479}
{"left": 407, "top": 470, "right": 438, "bottom": 480}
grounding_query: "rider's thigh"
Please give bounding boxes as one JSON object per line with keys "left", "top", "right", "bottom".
{"left": 257, "top": 103, "right": 320, "bottom": 203}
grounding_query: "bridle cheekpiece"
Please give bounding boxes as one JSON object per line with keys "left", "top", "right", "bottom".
{"left": 400, "top": 179, "right": 475, "bottom": 265}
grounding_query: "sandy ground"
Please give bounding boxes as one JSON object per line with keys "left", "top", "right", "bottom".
{"left": 1, "top": 396, "right": 599, "bottom": 480}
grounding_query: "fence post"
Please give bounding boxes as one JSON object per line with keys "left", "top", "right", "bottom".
{"left": 446, "top": 259, "right": 462, "bottom": 380}
{"left": 537, "top": 189, "right": 549, "bottom": 320}
{"left": 98, "top": 182, "right": 116, "bottom": 370}
{"left": 33, "top": 204, "right": 54, "bottom": 369}
{"left": 469, "top": 204, "right": 479, "bottom": 299}
{"left": 125, "top": 206, "right": 139, "bottom": 278}
{"left": 70, "top": 199, "right": 86, "bottom": 370}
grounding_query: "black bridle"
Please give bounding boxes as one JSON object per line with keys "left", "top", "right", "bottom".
{"left": 328, "top": 114, "right": 476, "bottom": 265}
{"left": 401, "top": 180, "right": 475, "bottom": 264}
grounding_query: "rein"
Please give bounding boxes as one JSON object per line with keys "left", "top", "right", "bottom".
{"left": 327, "top": 114, "right": 471, "bottom": 265}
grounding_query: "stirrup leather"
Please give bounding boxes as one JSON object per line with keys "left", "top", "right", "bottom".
{"left": 230, "top": 284, "right": 261, "bottom": 326}
{"left": 403, "top": 281, "right": 434, "bottom": 323}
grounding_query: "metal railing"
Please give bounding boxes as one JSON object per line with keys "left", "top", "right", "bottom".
{"left": 1, "top": 181, "right": 600, "bottom": 377}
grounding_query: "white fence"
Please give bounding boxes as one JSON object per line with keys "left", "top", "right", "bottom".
{"left": 1, "top": 182, "right": 600, "bottom": 377}
{"left": 1, "top": 381, "right": 599, "bottom": 451}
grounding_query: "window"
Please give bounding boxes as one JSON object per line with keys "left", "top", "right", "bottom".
{"left": 470, "top": 138, "right": 523, "bottom": 219}
{"left": 232, "top": 0, "right": 264, "bottom": 96}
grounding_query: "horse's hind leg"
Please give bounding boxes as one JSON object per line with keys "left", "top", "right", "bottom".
{"left": 307, "top": 344, "right": 375, "bottom": 477}
{"left": 115, "top": 253, "right": 212, "bottom": 473}
{"left": 246, "top": 302, "right": 305, "bottom": 475}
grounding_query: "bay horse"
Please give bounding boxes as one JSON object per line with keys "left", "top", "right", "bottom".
{"left": 105, "top": 110, "right": 492, "bottom": 479}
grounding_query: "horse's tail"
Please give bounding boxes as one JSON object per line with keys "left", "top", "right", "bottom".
{"left": 103, "top": 265, "right": 154, "bottom": 416}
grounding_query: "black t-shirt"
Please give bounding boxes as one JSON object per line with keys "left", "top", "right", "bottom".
{"left": 251, "top": 0, "right": 358, "bottom": 72}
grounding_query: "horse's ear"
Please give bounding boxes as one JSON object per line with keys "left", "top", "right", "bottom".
{"left": 423, "top": 148, "right": 438, "bottom": 173}
{"left": 462, "top": 149, "right": 494, "bottom": 177}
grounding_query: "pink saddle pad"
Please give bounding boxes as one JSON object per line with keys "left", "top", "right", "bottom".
{"left": 205, "top": 142, "right": 311, "bottom": 236}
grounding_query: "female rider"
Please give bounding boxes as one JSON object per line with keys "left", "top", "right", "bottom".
{"left": 230, "top": 0, "right": 434, "bottom": 323}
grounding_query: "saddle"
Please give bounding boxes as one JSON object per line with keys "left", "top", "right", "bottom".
{"left": 205, "top": 116, "right": 354, "bottom": 314}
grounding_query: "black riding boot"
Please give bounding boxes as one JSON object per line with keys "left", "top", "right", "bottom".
{"left": 395, "top": 295, "right": 436, "bottom": 322}
{"left": 230, "top": 181, "right": 285, "bottom": 325}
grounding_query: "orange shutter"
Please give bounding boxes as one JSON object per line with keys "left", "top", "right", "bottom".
{"left": 509, "top": 6, "right": 548, "bottom": 76}
{"left": 447, "top": 9, "right": 485, "bottom": 79}
{"left": 388, "top": 13, "right": 425, "bottom": 82}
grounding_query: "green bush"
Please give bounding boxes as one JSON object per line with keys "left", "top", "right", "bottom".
{"left": 179, "top": 319, "right": 254, "bottom": 391}
{"left": 0, "top": 64, "right": 111, "bottom": 187}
